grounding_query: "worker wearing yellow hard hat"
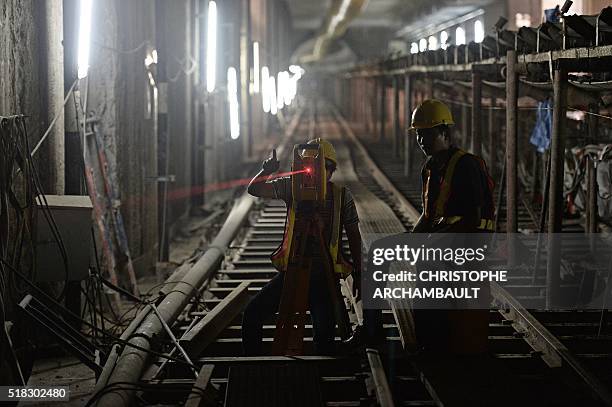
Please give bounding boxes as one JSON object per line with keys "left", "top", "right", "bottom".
{"left": 409, "top": 99, "right": 495, "bottom": 355}
{"left": 242, "top": 138, "right": 384, "bottom": 355}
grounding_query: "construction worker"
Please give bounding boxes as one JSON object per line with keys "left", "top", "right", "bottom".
{"left": 242, "top": 138, "right": 383, "bottom": 355}
{"left": 410, "top": 99, "right": 495, "bottom": 354}
{"left": 411, "top": 99, "right": 495, "bottom": 234}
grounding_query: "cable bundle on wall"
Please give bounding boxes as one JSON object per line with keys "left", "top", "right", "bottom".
{"left": 0, "top": 115, "right": 71, "bottom": 383}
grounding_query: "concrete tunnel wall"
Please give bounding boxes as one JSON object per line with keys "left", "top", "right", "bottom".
{"left": 0, "top": 0, "right": 295, "bottom": 280}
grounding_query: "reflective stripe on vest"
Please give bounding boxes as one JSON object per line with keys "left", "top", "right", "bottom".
{"left": 441, "top": 216, "right": 495, "bottom": 231}
{"left": 429, "top": 149, "right": 495, "bottom": 231}
{"left": 270, "top": 184, "right": 352, "bottom": 277}
{"left": 433, "top": 149, "right": 467, "bottom": 219}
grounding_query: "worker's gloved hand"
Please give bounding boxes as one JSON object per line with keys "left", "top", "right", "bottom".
{"left": 262, "top": 149, "right": 280, "bottom": 174}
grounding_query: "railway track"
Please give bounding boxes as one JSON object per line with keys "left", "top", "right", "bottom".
{"left": 92, "top": 102, "right": 612, "bottom": 406}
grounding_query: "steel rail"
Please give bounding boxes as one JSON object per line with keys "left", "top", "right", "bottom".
{"left": 91, "top": 109, "right": 303, "bottom": 407}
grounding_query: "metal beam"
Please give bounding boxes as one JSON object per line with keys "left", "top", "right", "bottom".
{"left": 546, "top": 68, "right": 568, "bottom": 309}
{"left": 393, "top": 76, "right": 401, "bottom": 157}
{"left": 404, "top": 74, "right": 413, "bottom": 177}
{"left": 180, "top": 282, "right": 251, "bottom": 358}
{"left": 488, "top": 96, "right": 497, "bottom": 179}
{"left": 184, "top": 365, "right": 218, "bottom": 407}
{"left": 471, "top": 71, "right": 482, "bottom": 156}
{"left": 379, "top": 79, "right": 386, "bottom": 141}
{"left": 506, "top": 50, "right": 518, "bottom": 268}
{"left": 346, "top": 44, "right": 612, "bottom": 79}
{"left": 505, "top": 51, "right": 518, "bottom": 236}
{"left": 366, "top": 349, "right": 396, "bottom": 407}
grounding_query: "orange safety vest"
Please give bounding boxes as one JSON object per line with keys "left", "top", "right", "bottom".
{"left": 271, "top": 183, "right": 353, "bottom": 278}
{"left": 423, "top": 149, "right": 495, "bottom": 231}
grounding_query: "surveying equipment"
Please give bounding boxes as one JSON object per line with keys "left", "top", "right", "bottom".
{"left": 272, "top": 143, "right": 350, "bottom": 355}
{"left": 291, "top": 143, "right": 327, "bottom": 203}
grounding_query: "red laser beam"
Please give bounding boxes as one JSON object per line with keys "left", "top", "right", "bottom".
{"left": 123, "top": 169, "right": 312, "bottom": 208}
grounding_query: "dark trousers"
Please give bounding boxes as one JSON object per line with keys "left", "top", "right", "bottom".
{"left": 242, "top": 265, "right": 337, "bottom": 355}
{"left": 363, "top": 308, "right": 383, "bottom": 338}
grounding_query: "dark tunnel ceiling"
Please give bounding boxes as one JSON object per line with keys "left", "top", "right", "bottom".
{"left": 286, "top": 0, "right": 497, "bottom": 60}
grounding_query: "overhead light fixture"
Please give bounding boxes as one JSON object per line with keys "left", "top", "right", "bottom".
{"left": 428, "top": 35, "right": 438, "bottom": 50}
{"left": 440, "top": 31, "right": 449, "bottom": 49}
{"left": 253, "top": 42, "right": 260, "bottom": 93}
{"left": 206, "top": 1, "right": 217, "bottom": 92}
{"left": 261, "top": 66, "right": 270, "bottom": 113}
{"left": 455, "top": 26, "right": 466, "bottom": 45}
{"left": 144, "top": 49, "right": 157, "bottom": 68}
{"left": 277, "top": 71, "right": 288, "bottom": 110}
{"left": 227, "top": 67, "right": 240, "bottom": 139}
{"left": 287, "top": 75, "right": 297, "bottom": 105}
{"left": 289, "top": 65, "right": 302, "bottom": 74}
{"left": 419, "top": 38, "right": 427, "bottom": 52}
{"left": 77, "top": 0, "right": 93, "bottom": 79}
{"left": 269, "top": 75, "right": 277, "bottom": 115}
{"left": 474, "top": 20, "right": 484, "bottom": 43}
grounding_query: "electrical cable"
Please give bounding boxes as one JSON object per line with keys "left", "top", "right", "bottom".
{"left": 0, "top": 259, "right": 194, "bottom": 367}
{"left": 30, "top": 79, "right": 78, "bottom": 157}
{"left": 93, "top": 40, "right": 151, "bottom": 55}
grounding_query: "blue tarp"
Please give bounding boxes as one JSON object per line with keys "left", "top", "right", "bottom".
{"left": 545, "top": 6, "right": 561, "bottom": 23}
{"left": 530, "top": 100, "right": 553, "bottom": 153}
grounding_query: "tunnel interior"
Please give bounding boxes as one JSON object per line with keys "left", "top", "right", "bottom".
{"left": 2, "top": 0, "right": 612, "bottom": 406}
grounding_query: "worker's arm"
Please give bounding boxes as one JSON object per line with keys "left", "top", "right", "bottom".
{"left": 345, "top": 222, "right": 362, "bottom": 300}
{"left": 443, "top": 155, "right": 487, "bottom": 232}
{"left": 247, "top": 149, "right": 279, "bottom": 198}
{"left": 412, "top": 166, "right": 432, "bottom": 233}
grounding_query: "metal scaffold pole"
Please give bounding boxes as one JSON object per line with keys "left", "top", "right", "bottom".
{"left": 546, "top": 67, "right": 568, "bottom": 309}
{"left": 471, "top": 70, "right": 482, "bottom": 156}
{"left": 404, "top": 74, "right": 413, "bottom": 177}
{"left": 505, "top": 50, "right": 518, "bottom": 267}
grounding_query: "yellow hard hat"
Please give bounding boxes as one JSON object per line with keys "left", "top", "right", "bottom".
{"left": 305, "top": 138, "right": 337, "bottom": 166}
{"left": 410, "top": 99, "right": 455, "bottom": 130}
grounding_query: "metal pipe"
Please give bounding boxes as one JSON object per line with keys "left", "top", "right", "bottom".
{"left": 44, "top": 0, "right": 65, "bottom": 194}
{"left": 379, "top": 78, "right": 386, "bottom": 141}
{"left": 586, "top": 156, "right": 598, "bottom": 246}
{"left": 404, "top": 74, "right": 413, "bottom": 177}
{"left": 393, "top": 76, "right": 400, "bottom": 156}
{"left": 366, "top": 349, "right": 396, "bottom": 407}
{"left": 148, "top": 303, "right": 197, "bottom": 378}
{"left": 586, "top": 102, "right": 599, "bottom": 252}
{"left": 461, "top": 95, "right": 469, "bottom": 149}
{"left": 506, "top": 50, "right": 518, "bottom": 266}
{"left": 532, "top": 153, "right": 551, "bottom": 284}
{"left": 94, "top": 196, "right": 254, "bottom": 406}
{"left": 488, "top": 97, "right": 497, "bottom": 178}
{"left": 299, "top": 0, "right": 369, "bottom": 62}
{"left": 546, "top": 68, "right": 568, "bottom": 309}
{"left": 471, "top": 70, "right": 482, "bottom": 156}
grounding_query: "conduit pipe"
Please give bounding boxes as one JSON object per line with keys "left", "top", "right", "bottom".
{"left": 300, "top": 0, "right": 369, "bottom": 63}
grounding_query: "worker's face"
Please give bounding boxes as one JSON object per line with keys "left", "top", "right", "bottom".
{"left": 416, "top": 127, "right": 446, "bottom": 156}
